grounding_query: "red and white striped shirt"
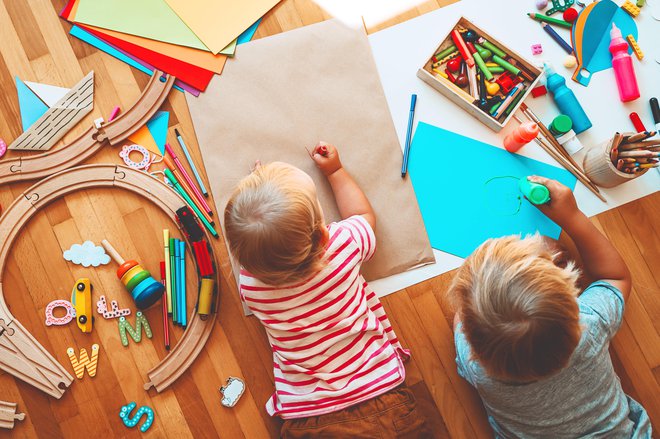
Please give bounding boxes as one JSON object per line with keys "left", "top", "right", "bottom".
{"left": 240, "top": 215, "right": 409, "bottom": 419}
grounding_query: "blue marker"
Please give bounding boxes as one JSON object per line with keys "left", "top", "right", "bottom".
{"left": 401, "top": 94, "right": 417, "bottom": 178}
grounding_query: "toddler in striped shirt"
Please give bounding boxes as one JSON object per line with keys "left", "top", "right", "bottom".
{"left": 224, "top": 143, "right": 429, "bottom": 438}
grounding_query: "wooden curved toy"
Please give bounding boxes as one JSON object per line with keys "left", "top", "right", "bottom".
{"left": 0, "top": 71, "right": 175, "bottom": 185}
{"left": 0, "top": 165, "right": 219, "bottom": 397}
{"left": 0, "top": 400, "right": 25, "bottom": 430}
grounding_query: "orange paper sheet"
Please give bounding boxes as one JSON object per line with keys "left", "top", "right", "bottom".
{"left": 128, "top": 125, "right": 160, "bottom": 156}
{"left": 164, "top": 0, "right": 280, "bottom": 54}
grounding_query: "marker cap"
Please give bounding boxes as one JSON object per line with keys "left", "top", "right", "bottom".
{"left": 650, "top": 97, "right": 660, "bottom": 126}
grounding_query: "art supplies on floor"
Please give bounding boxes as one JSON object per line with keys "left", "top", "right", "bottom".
{"left": 186, "top": 19, "right": 435, "bottom": 285}
{"left": 408, "top": 122, "right": 577, "bottom": 258}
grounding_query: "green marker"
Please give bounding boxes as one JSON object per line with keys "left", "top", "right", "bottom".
{"left": 519, "top": 178, "right": 550, "bottom": 205}
{"left": 478, "top": 39, "right": 506, "bottom": 58}
{"left": 164, "top": 169, "right": 219, "bottom": 238}
{"left": 493, "top": 55, "right": 521, "bottom": 76}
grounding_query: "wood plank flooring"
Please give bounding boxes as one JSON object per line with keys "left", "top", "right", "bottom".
{"left": 0, "top": 0, "right": 657, "bottom": 437}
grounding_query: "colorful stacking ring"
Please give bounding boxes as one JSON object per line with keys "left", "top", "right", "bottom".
{"left": 117, "top": 260, "right": 139, "bottom": 279}
{"left": 131, "top": 277, "right": 165, "bottom": 310}
{"left": 125, "top": 270, "right": 151, "bottom": 293}
{"left": 121, "top": 265, "right": 144, "bottom": 286}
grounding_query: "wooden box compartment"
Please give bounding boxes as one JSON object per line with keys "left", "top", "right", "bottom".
{"left": 417, "top": 17, "right": 543, "bottom": 132}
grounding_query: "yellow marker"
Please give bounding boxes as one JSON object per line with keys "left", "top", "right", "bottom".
{"left": 626, "top": 34, "right": 644, "bottom": 60}
{"left": 163, "top": 229, "right": 172, "bottom": 314}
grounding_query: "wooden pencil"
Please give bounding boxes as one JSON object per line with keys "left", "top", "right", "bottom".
{"left": 618, "top": 150, "right": 660, "bottom": 158}
{"left": 618, "top": 140, "right": 660, "bottom": 150}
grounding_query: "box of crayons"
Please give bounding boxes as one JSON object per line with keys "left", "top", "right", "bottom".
{"left": 417, "top": 17, "right": 543, "bottom": 132}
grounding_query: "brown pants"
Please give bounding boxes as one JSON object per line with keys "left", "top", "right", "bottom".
{"left": 280, "top": 384, "right": 431, "bottom": 439}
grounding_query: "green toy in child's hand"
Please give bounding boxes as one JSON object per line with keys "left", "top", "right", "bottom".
{"left": 519, "top": 177, "right": 551, "bottom": 205}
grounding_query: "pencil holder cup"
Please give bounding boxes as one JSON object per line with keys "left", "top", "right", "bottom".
{"left": 583, "top": 136, "right": 648, "bottom": 188}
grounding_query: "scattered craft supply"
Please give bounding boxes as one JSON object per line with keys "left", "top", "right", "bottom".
{"left": 609, "top": 23, "right": 640, "bottom": 102}
{"left": 9, "top": 71, "right": 94, "bottom": 151}
{"left": 626, "top": 34, "right": 644, "bottom": 60}
{"left": 531, "top": 43, "right": 543, "bottom": 55}
{"left": 0, "top": 165, "right": 218, "bottom": 397}
{"left": 536, "top": 0, "right": 549, "bottom": 9}
{"left": 119, "top": 402, "right": 154, "bottom": 433}
{"left": 563, "top": 7, "right": 579, "bottom": 22}
{"left": 63, "top": 241, "right": 111, "bottom": 267}
{"left": 546, "top": 0, "right": 575, "bottom": 15}
{"left": 629, "top": 112, "right": 647, "bottom": 132}
{"left": 15, "top": 77, "right": 49, "bottom": 132}
{"left": 93, "top": 117, "right": 104, "bottom": 129}
{"left": 621, "top": 0, "right": 641, "bottom": 16}
{"left": 174, "top": 128, "right": 209, "bottom": 197}
{"left": 96, "top": 295, "right": 131, "bottom": 319}
{"left": 219, "top": 377, "right": 246, "bottom": 408}
{"left": 0, "top": 139, "right": 6, "bottom": 158}
{"left": 571, "top": 0, "right": 638, "bottom": 86}
{"left": 44, "top": 299, "right": 76, "bottom": 326}
{"left": 128, "top": 111, "right": 169, "bottom": 155}
{"left": 119, "top": 144, "right": 158, "bottom": 170}
{"left": 118, "top": 312, "right": 153, "bottom": 346}
{"left": 0, "top": 401, "right": 25, "bottom": 430}
{"left": 102, "top": 239, "right": 165, "bottom": 310}
{"left": 531, "top": 85, "right": 548, "bottom": 97}
{"left": 564, "top": 55, "right": 578, "bottom": 68}
{"left": 67, "top": 344, "right": 100, "bottom": 379}
{"left": 71, "top": 278, "right": 93, "bottom": 333}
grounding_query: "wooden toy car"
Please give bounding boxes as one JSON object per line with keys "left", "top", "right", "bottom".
{"left": 71, "top": 278, "right": 93, "bottom": 333}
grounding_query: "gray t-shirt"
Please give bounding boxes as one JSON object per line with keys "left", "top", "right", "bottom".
{"left": 454, "top": 281, "right": 652, "bottom": 438}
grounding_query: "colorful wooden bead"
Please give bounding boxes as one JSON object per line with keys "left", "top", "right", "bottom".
{"left": 563, "top": 7, "right": 579, "bottom": 22}
{"left": 119, "top": 402, "right": 154, "bottom": 433}
{"left": 447, "top": 56, "right": 461, "bottom": 73}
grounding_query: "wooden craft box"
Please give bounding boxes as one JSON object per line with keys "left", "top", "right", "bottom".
{"left": 417, "top": 17, "right": 543, "bottom": 132}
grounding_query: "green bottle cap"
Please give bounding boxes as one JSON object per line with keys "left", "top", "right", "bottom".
{"left": 519, "top": 178, "right": 550, "bottom": 205}
{"left": 549, "top": 115, "right": 573, "bottom": 136}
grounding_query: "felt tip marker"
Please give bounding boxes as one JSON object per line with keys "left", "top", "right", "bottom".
{"left": 651, "top": 98, "right": 660, "bottom": 131}
{"left": 401, "top": 94, "right": 417, "bottom": 177}
{"left": 174, "top": 128, "right": 209, "bottom": 197}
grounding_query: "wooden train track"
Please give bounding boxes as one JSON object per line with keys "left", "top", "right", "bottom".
{"left": 0, "top": 71, "right": 175, "bottom": 185}
{"left": 0, "top": 400, "right": 24, "bottom": 430}
{"left": 0, "top": 165, "right": 219, "bottom": 398}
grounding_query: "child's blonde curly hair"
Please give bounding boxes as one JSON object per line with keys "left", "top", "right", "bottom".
{"left": 450, "top": 235, "right": 582, "bottom": 382}
{"left": 224, "top": 162, "right": 326, "bottom": 286}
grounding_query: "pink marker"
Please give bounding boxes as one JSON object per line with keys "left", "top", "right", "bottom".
{"left": 609, "top": 24, "right": 640, "bottom": 102}
{"left": 108, "top": 106, "right": 121, "bottom": 122}
{"left": 165, "top": 143, "right": 213, "bottom": 216}
{"left": 504, "top": 122, "right": 539, "bottom": 152}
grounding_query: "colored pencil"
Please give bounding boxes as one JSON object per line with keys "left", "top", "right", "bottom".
{"left": 159, "top": 261, "right": 170, "bottom": 350}
{"left": 528, "top": 12, "right": 572, "bottom": 29}
{"left": 541, "top": 23, "right": 573, "bottom": 54}
{"left": 618, "top": 150, "right": 660, "bottom": 158}
{"left": 180, "top": 240, "right": 187, "bottom": 328}
{"left": 170, "top": 237, "right": 177, "bottom": 324}
{"left": 163, "top": 229, "right": 172, "bottom": 314}
{"left": 623, "top": 131, "right": 656, "bottom": 143}
{"left": 401, "top": 94, "right": 417, "bottom": 178}
{"left": 175, "top": 128, "right": 209, "bottom": 197}
{"left": 165, "top": 143, "right": 213, "bottom": 216}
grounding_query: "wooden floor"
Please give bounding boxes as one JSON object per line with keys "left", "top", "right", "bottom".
{"left": 0, "top": 0, "right": 658, "bottom": 437}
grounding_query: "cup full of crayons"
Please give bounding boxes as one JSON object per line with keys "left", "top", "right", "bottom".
{"left": 583, "top": 131, "right": 658, "bottom": 188}
{"left": 418, "top": 17, "right": 543, "bottom": 131}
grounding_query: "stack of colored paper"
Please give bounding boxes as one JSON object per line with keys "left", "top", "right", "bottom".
{"left": 59, "top": 0, "right": 279, "bottom": 95}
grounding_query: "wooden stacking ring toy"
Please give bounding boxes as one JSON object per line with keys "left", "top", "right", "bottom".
{"left": 102, "top": 240, "right": 164, "bottom": 310}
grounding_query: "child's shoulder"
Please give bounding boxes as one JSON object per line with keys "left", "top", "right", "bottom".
{"left": 577, "top": 280, "right": 625, "bottom": 348}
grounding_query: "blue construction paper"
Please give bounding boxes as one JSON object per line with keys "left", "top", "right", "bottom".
{"left": 16, "top": 77, "right": 49, "bottom": 131}
{"left": 146, "top": 111, "right": 169, "bottom": 155}
{"left": 237, "top": 19, "right": 261, "bottom": 45}
{"left": 69, "top": 25, "right": 185, "bottom": 93}
{"left": 408, "top": 122, "right": 578, "bottom": 258}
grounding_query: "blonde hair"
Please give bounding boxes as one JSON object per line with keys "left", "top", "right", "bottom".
{"left": 224, "top": 162, "right": 326, "bottom": 286}
{"left": 450, "top": 235, "right": 581, "bottom": 382}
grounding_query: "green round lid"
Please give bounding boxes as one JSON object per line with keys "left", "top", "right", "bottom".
{"left": 550, "top": 115, "right": 573, "bottom": 135}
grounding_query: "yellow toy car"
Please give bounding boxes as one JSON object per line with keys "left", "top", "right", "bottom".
{"left": 71, "top": 278, "right": 93, "bottom": 333}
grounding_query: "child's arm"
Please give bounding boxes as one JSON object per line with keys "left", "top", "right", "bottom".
{"left": 311, "top": 142, "right": 376, "bottom": 231}
{"left": 528, "top": 176, "right": 631, "bottom": 300}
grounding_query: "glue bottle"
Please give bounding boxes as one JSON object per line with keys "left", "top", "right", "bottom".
{"left": 504, "top": 122, "right": 539, "bottom": 152}
{"left": 544, "top": 63, "right": 592, "bottom": 134}
{"left": 549, "top": 114, "right": 584, "bottom": 155}
{"left": 519, "top": 177, "right": 550, "bottom": 205}
{"left": 609, "top": 23, "right": 640, "bottom": 102}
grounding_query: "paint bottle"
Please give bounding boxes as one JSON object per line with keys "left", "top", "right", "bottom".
{"left": 519, "top": 178, "right": 550, "bottom": 205}
{"left": 548, "top": 114, "right": 584, "bottom": 155}
{"left": 609, "top": 23, "right": 640, "bottom": 102}
{"left": 504, "top": 122, "right": 539, "bottom": 152}
{"left": 544, "top": 63, "right": 592, "bottom": 134}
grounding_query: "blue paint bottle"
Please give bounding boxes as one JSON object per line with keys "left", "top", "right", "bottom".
{"left": 544, "top": 63, "right": 592, "bottom": 134}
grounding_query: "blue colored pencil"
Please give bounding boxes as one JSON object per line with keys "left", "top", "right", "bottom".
{"left": 180, "top": 241, "right": 187, "bottom": 327}
{"left": 401, "top": 94, "right": 417, "bottom": 178}
{"left": 175, "top": 128, "right": 208, "bottom": 197}
{"left": 541, "top": 22, "right": 573, "bottom": 55}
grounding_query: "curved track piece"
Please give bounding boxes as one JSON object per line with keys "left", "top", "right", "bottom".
{"left": 0, "top": 72, "right": 175, "bottom": 186}
{"left": 0, "top": 165, "right": 218, "bottom": 398}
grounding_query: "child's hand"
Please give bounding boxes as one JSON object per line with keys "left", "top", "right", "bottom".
{"left": 528, "top": 176, "right": 584, "bottom": 228}
{"left": 311, "top": 142, "right": 342, "bottom": 177}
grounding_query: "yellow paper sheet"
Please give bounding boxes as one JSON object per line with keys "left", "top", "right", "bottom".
{"left": 164, "top": 0, "right": 280, "bottom": 54}
{"left": 82, "top": 25, "right": 227, "bottom": 73}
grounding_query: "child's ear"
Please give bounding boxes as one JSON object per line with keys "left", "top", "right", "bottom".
{"left": 319, "top": 224, "right": 330, "bottom": 247}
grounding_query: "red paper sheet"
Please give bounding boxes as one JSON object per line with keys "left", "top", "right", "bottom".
{"left": 80, "top": 25, "right": 215, "bottom": 91}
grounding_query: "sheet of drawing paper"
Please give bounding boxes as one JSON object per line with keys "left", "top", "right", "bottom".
{"left": 68, "top": 26, "right": 196, "bottom": 95}
{"left": 82, "top": 26, "right": 214, "bottom": 91}
{"left": 408, "top": 122, "right": 578, "bottom": 258}
{"left": 9, "top": 72, "right": 94, "bottom": 151}
{"left": 15, "top": 77, "right": 49, "bottom": 131}
{"left": 146, "top": 111, "right": 169, "bottom": 154}
{"left": 79, "top": 25, "right": 227, "bottom": 73}
{"left": 72, "top": 0, "right": 210, "bottom": 51}
{"left": 24, "top": 81, "right": 70, "bottom": 107}
{"left": 237, "top": 19, "right": 261, "bottom": 45}
{"left": 165, "top": 0, "right": 280, "bottom": 54}
{"left": 186, "top": 19, "right": 435, "bottom": 282}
